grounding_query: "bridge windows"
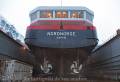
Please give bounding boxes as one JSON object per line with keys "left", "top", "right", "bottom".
{"left": 55, "top": 11, "right": 68, "bottom": 18}
{"left": 30, "top": 11, "right": 38, "bottom": 21}
{"left": 70, "top": 10, "right": 84, "bottom": 18}
{"left": 40, "top": 10, "right": 53, "bottom": 18}
{"left": 30, "top": 9, "right": 93, "bottom": 22}
{"left": 86, "top": 11, "right": 94, "bottom": 22}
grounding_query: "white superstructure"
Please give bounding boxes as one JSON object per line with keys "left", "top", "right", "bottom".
{"left": 29, "top": 6, "right": 94, "bottom": 24}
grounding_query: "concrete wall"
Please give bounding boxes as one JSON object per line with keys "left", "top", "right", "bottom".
{"left": 0, "top": 30, "right": 35, "bottom": 65}
{"left": 0, "top": 59, "right": 33, "bottom": 82}
{"left": 84, "top": 34, "right": 120, "bottom": 80}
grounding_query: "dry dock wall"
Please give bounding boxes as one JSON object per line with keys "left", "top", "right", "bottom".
{"left": 0, "top": 30, "right": 35, "bottom": 65}
{"left": 0, "top": 30, "right": 35, "bottom": 81}
{"left": 84, "top": 31, "right": 120, "bottom": 80}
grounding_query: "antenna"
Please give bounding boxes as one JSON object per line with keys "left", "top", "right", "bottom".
{"left": 60, "top": 0, "right": 63, "bottom": 30}
{"left": 61, "top": 0, "right": 62, "bottom": 7}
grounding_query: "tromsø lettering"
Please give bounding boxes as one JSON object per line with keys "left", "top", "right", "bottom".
{"left": 47, "top": 32, "right": 76, "bottom": 36}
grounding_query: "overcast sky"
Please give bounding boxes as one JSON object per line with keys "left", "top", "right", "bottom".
{"left": 0, "top": 0, "right": 120, "bottom": 44}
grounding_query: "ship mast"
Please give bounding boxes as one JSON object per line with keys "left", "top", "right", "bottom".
{"left": 61, "top": 0, "right": 62, "bottom": 7}
{"left": 60, "top": 0, "right": 63, "bottom": 30}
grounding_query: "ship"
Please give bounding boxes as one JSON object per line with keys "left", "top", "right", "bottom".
{"left": 25, "top": 6, "right": 98, "bottom": 76}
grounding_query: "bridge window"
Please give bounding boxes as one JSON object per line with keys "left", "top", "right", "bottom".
{"left": 86, "top": 11, "right": 93, "bottom": 21}
{"left": 30, "top": 11, "right": 38, "bottom": 21}
{"left": 40, "top": 10, "right": 53, "bottom": 18}
{"left": 55, "top": 11, "right": 68, "bottom": 18}
{"left": 70, "top": 10, "right": 84, "bottom": 18}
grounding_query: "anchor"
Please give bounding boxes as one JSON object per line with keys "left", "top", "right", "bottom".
{"left": 70, "top": 60, "right": 82, "bottom": 74}
{"left": 41, "top": 58, "right": 52, "bottom": 74}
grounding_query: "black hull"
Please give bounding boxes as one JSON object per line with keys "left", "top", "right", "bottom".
{"left": 30, "top": 47, "right": 91, "bottom": 77}
{"left": 25, "top": 29, "right": 98, "bottom": 76}
{"left": 25, "top": 30, "right": 98, "bottom": 48}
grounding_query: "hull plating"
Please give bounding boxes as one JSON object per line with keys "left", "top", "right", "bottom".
{"left": 25, "top": 30, "right": 98, "bottom": 48}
